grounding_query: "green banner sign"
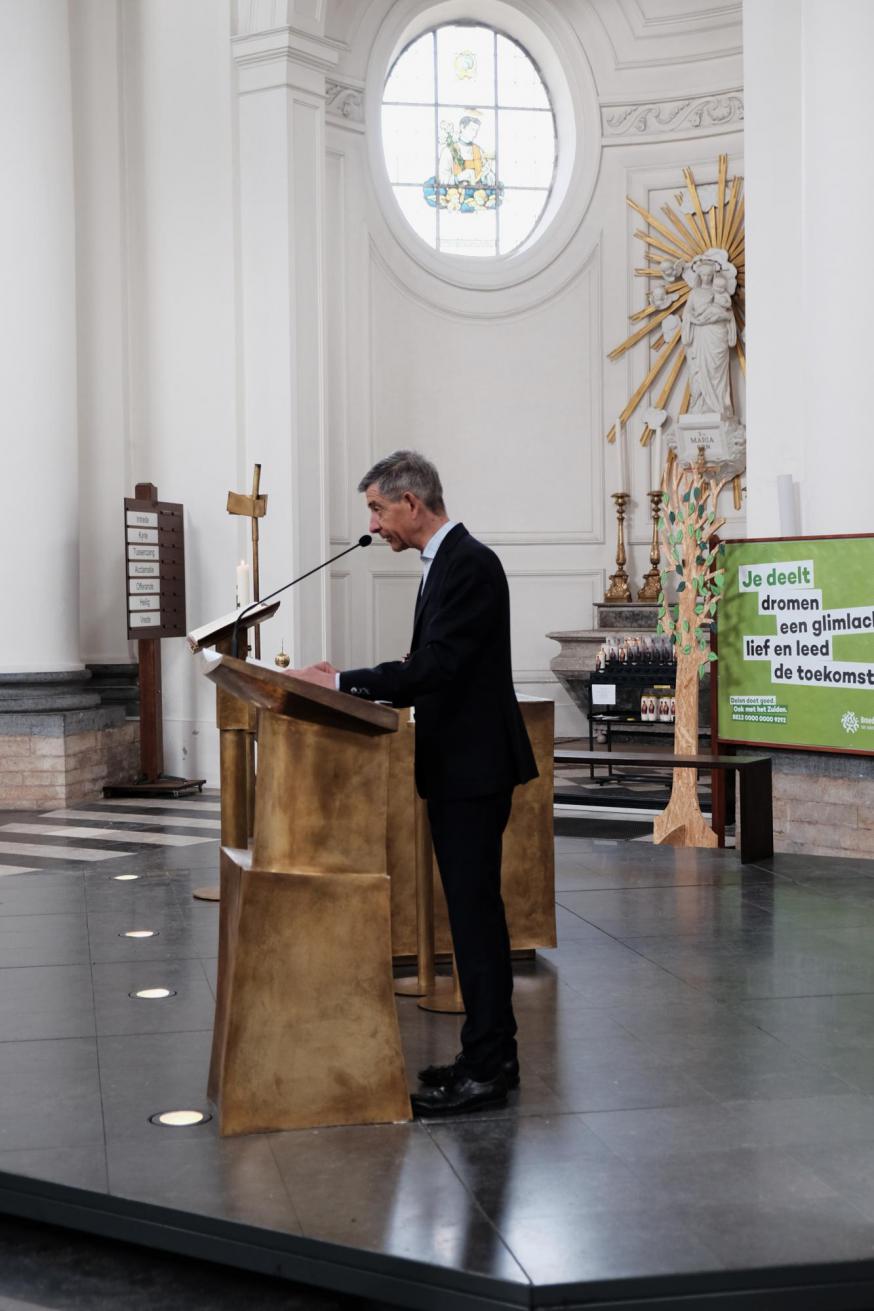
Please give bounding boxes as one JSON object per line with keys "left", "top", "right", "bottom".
{"left": 717, "top": 536, "right": 874, "bottom": 753}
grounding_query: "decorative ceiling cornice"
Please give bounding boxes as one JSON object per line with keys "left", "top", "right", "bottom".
{"left": 602, "top": 91, "right": 744, "bottom": 143}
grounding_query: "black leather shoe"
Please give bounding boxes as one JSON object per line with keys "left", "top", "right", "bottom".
{"left": 417, "top": 1054, "right": 520, "bottom": 1089}
{"left": 411, "top": 1071, "right": 509, "bottom": 1118}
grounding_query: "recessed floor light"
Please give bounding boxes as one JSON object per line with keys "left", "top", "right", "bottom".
{"left": 149, "top": 1110, "right": 211, "bottom": 1128}
{"left": 112, "top": 874, "right": 139, "bottom": 881}
{"left": 119, "top": 929, "right": 158, "bottom": 939}
{"left": 130, "top": 988, "right": 176, "bottom": 1000}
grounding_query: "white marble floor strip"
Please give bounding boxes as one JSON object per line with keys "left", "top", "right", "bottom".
{"left": 0, "top": 824, "right": 210, "bottom": 848}
{"left": 44, "top": 809, "right": 221, "bottom": 830}
{"left": 0, "top": 841, "right": 135, "bottom": 862}
{"left": 0, "top": 865, "right": 39, "bottom": 876}
{"left": 90, "top": 798, "right": 221, "bottom": 812}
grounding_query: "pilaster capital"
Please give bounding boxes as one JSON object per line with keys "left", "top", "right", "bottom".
{"left": 325, "top": 78, "right": 365, "bottom": 132}
{"left": 232, "top": 22, "right": 344, "bottom": 95}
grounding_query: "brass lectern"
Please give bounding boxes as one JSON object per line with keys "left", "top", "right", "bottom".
{"left": 202, "top": 654, "right": 411, "bottom": 1135}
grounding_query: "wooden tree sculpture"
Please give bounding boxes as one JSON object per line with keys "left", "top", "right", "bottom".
{"left": 654, "top": 455, "right": 728, "bottom": 848}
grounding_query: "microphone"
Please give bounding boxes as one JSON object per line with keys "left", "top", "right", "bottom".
{"left": 231, "top": 535, "right": 372, "bottom": 658}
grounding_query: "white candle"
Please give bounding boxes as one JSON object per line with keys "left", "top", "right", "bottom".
{"left": 236, "top": 559, "right": 250, "bottom": 608}
{"left": 616, "top": 414, "right": 629, "bottom": 492}
{"left": 653, "top": 427, "right": 665, "bottom": 488}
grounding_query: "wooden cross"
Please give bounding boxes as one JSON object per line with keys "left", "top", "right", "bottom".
{"left": 227, "top": 464, "right": 268, "bottom": 657}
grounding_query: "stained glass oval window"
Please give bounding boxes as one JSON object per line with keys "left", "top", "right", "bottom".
{"left": 381, "top": 24, "right": 557, "bottom": 258}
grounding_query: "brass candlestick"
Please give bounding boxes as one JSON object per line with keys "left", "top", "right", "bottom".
{"left": 638, "top": 491, "right": 663, "bottom": 601}
{"left": 604, "top": 492, "right": 632, "bottom": 602}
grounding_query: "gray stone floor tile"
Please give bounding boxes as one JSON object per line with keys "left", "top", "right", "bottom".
{"left": 0, "top": 1064, "right": 104, "bottom": 1153}
{"left": 0, "top": 1145, "right": 108, "bottom": 1192}
{"left": 625, "top": 1146, "right": 839, "bottom": 1210}
{"left": 497, "top": 1207, "right": 722, "bottom": 1284}
{"left": 0, "top": 877, "right": 85, "bottom": 916}
{"left": 269, "top": 1121, "right": 528, "bottom": 1281}
{"left": 0, "top": 912, "right": 89, "bottom": 969}
{"left": 557, "top": 886, "right": 775, "bottom": 940}
{"left": 790, "top": 1141, "right": 874, "bottom": 1222}
{"left": 678, "top": 1196, "right": 874, "bottom": 1269}
{"left": 0, "top": 964, "right": 95, "bottom": 1041}
{"left": 541, "top": 1062, "right": 717, "bottom": 1112}
{"left": 427, "top": 1113, "right": 648, "bottom": 1220}
{"left": 107, "top": 1132, "right": 301, "bottom": 1232}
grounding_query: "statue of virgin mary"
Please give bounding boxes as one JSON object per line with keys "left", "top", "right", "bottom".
{"left": 681, "top": 250, "right": 738, "bottom": 416}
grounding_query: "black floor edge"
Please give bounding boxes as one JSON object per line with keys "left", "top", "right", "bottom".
{"left": 4, "top": 1172, "right": 874, "bottom": 1311}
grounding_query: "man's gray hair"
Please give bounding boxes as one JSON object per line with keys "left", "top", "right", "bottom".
{"left": 358, "top": 450, "right": 446, "bottom": 513}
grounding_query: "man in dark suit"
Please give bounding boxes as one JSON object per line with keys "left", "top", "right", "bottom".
{"left": 289, "top": 450, "right": 537, "bottom": 1116}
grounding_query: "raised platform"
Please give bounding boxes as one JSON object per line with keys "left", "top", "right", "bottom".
{"left": 4, "top": 794, "right": 874, "bottom": 1308}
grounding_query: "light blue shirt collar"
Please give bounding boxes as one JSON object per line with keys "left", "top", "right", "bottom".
{"left": 421, "top": 519, "right": 455, "bottom": 563}
{"left": 420, "top": 520, "right": 455, "bottom": 588}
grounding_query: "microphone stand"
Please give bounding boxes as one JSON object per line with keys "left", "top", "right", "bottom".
{"left": 231, "top": 536, "right": 372, "bottom": 658}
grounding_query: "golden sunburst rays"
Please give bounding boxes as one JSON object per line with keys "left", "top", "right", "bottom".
{"left": 606, "top": 155, "right": 745, "bottom": 471}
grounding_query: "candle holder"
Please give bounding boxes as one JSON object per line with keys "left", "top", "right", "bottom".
{"left": 604, "top": 492, "right": 633, "bottom": 602}
{"left": 638, "top": 490, "right": 663, "bottom": 601}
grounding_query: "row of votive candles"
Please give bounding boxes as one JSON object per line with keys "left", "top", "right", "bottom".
{"left": 594, "top": 635, "right": 676, "bottom": 671}
{"left": 641, "top": 689, "right": 676, "bottom": 723}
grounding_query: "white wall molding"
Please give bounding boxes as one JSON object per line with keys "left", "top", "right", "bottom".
{"left": 366, "top": 231, "right": 601, "bottom": 325}
{"left": 505, "top": 568, "right": 604, "bottom": 707}
{"left": 326, "top": 147, "right": 351, "bottom": 544}
{"left": 367, "top": 238, "right": 604, "bottom": 546}
{"left": 326, "top": 77, "right": 364, "bottom": 129}
{"left": 329, "top": 569, "right": 351, "bottom": 670}
{"left": 593, "top": 0, "right": 742, "bottom": 73}
{"left": 234, "top": 2, "right": 329, "bottom": 39}
{"left": 602, "top": 90, "right": 743, "bottom": 143}
{"left": 232, "top": 25, "right": 342, "bottom": 96}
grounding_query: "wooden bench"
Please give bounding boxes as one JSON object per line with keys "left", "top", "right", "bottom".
{"left": 554, "top": 749, "right": 773, "bottom": 865}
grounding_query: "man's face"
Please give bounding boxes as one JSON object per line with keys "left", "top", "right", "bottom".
{"left": 365, "top": 483, "right": 416, "bottom": 552}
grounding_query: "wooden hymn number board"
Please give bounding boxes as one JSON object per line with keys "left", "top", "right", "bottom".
{"left": 124, "top": 486, "right": 186, "bottom": 639}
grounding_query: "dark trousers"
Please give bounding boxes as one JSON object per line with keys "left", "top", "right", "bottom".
{"left": 426, "top": 791, "right": 516, "bottom": 1081}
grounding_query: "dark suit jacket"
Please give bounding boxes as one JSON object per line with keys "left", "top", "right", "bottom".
{"left": 339, "top": 524, "right": 537, "bottom": 800}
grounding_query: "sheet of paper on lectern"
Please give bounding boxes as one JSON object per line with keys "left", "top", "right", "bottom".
{"left": 186, "top": 601, "right": 276, "bottom": 652}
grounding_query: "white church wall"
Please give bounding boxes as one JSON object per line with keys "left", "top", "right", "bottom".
{"left": 69, "top": 0, "right": 745, "bottom": 780}
{"left": 73, "top": 0, "right": 242, "bottom": 781}
{"left": 325, "top": 0, "right": 745, "bottom": 736}
{"left": 70, "top": 0, "right": 131, "bottom": 669}
{"left": 3, "top": 0, "right": 80, "bottom": 673}
{"left": 744, "top": 0, "right": 874, "bottom": 540}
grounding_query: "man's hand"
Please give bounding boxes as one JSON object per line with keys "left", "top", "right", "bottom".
{"left": 282, "top": 663, "right": 337, "bottom": 689}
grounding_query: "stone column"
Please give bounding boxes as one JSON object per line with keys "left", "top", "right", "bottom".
{"left": 0, "top": 2, "right": 137, "bottom": 808}
{"left": 231, "top": 7, "right": 337, "bottom": 666}
{"left": 0, "top": 0, "right": 80, "bottom": 674}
